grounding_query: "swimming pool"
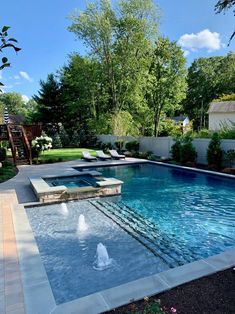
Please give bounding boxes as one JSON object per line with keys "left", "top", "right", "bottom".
{"left": 26, "top": 162, "right": 235, "bottom": 305}
{"left": 75, "top": 163, "right": 235, "bottom": 263}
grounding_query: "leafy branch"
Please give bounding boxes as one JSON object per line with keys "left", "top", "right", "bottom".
{"left": 215, "top": 0, "right": 235, "bottom": 44}
{"left": 0, "top": 26, "right": 21, "bottom": 90}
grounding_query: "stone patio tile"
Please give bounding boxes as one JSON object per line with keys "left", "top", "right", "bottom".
{"left": 23, "top": 281, "right": 56, "bottom": 314}
{"left": 101, "top": 274, "right": 169, "bottom": 310}
{"left": 158, "top": 259, "right": 216, "bottom": 288}
{"left": 53, "top": 292, "right": 109, "bottom": 314}
{"left": 0, "top": 292, "right": 5, "bottom": 314}
{"left": 204, "top": 247, "right": 235, "bottom": 270}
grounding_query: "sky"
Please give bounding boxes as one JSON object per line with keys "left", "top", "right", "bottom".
{"left": 0, "top": 0, "right": 234, "bottom": 101}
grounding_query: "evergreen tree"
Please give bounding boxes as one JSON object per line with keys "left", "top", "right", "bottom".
{"left": 207, "top": 133, "right": 223, "bottom": 169}
{"left": 52, "top": 132, "right": 62, "bottom": 149}
{"left": 59, "top": 125, "right": 70, "bottom": 147}
{"left": 33, "top": 74, "right": 65, "bottom": 128}
{"left": 71, "top": 130, "right": 80, "bottom": 148}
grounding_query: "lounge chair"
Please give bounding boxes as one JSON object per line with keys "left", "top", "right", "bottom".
{"left": 82, "top": 152, "right": 97, "bottom": 161}
{"left": 109, "top": 149, "right": 125, "bottom": 159}
{"left": 96, "top": 150, "right": 111, "bottom": 160}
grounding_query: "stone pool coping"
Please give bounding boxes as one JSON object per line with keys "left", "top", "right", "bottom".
{"left": 12, "top": 201, "right": 235, "bottom": 314}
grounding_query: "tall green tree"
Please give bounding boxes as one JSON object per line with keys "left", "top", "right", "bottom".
{"left": 68, "top": 0, "right": 159, "bottom": 116}
{"left": 33, "top": 74, "right": 65, "bottom": 127}
{"left": 146, "top": 37, "right": 187, "bottom": 136}
{"left": 60, "top": 54, "right": 107, "bottom": 131}
{"left": 184, "top": 52, "right": 235, "bottom": 129}
{"left": 0, "top": 92, "right": 27, "bottom": 116}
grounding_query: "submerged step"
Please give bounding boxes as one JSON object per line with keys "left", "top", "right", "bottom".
{"left": 90, "top": 199, "right": 198, "bottom": 268}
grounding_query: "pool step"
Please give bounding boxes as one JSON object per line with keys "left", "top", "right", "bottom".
{"left": 90, "top": 199, "right": 197, "bottom": 268}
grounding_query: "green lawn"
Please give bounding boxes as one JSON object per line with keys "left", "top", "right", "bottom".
{"left": 0, "top": 161, "right": 18, "bottom": 183}
{"left": 38, "top": 148, "right": 97, "bottom": 162}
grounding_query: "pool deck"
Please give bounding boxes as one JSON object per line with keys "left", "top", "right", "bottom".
{"left": 0, "top": 191, "right": 25, "bottom": 314}
{"left": 0, "top": 158, "right": 235, "bottom": 314}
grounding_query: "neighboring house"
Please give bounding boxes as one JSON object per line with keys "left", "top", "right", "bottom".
{"left": 8, "top": 114, "right": 25, "bottom": 124}
{"left": 207, "top": 101, "right": 235, "bottom": 130}
{"left": 0, "top": 113, "right": 25, "bottom": 125}
{"left": 171, "top": 116, "right": 190, "bottom": 132}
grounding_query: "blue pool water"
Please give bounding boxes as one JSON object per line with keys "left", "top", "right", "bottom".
{"left": 27, "top": 162, "right": 235, "bottom": 304}
{"left": 82, "top": 163, "right": 235, "bottom": 260}
{"left": 44, "top": 174, "right": 98, "bottom": 188}
{"left": 26, "top": 201, "right": 167, "bottom": 304}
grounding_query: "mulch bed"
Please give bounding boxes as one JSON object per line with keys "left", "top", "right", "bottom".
{"left": 104, "top": 268, "right": 235, "bottom": 314}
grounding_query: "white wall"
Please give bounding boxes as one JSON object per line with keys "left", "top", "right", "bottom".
{"left": 139, "top": 137, "right": 174, "bottom": 158}
{"left": 97, "top": 134, "right": 235, "bottom": 165}
{"left": 97, "top": 135, "right": 136, "bottom": 147}
{"left": 209, "top": 112, "right": 235, "bottom": 130}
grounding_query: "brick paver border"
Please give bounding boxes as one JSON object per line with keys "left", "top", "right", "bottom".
{"left": 0, "top": 190, "right": 25, "bottom": 314}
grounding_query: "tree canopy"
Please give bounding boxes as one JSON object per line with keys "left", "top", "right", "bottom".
{"left": 33, "top": 74, "right": 65, "bottom": 127}
{"left": 147, "top": 37, "right": 187, "bottom": 136}
{"left": 183, "top": 52, "right": 235, "bottom": 129}
{"left": 30, "top": 0, "right": 235, "bottom": 138}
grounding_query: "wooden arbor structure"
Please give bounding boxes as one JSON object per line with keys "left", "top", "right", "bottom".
{"left": 0, "top": 124, "right": 42, "bottom": 165}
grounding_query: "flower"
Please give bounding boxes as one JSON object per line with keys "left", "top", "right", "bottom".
{"left": 171, "top": 307, "right": 177, "bottom": 313}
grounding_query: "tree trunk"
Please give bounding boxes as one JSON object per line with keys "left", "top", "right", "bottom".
{"left": 154, "top": 107, "right": 161, "bottom": 137}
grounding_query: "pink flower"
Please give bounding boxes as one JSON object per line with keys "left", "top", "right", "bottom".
{"left": 171, "top": 307, "right": 177, "bottom": 313}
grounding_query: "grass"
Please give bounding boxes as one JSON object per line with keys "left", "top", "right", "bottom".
{"left": 38, "top": 148, "right": 97, "bottom": 163}
{"left": 0, "top": 160, "right": 18, "bottom": 183}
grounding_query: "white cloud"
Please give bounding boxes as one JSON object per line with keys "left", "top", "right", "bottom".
{"left": 19, "top": 71, "right": 33, "bottom": 82}
{"left": 0, "top": 71, "right": 2, "bottom": 79}
{"left": 22, "top": 95, "right": 29, "bottom": 103}
{"left": 178, "top": 29, "right": 222, "bottom": 52}
{"left": 14, "top": 75, "right": 20, "bottom": 80}
{"left": 183, "top": 50, "right": 190, "bottom": 57}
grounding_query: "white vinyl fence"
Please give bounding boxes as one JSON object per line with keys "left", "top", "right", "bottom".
{"left": 97, "top": 135, "right": 235, "bottom": 165}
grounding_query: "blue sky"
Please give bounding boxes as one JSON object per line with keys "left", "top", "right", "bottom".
{"left": 0, "top": 0, "right": 234, "bottom": 100}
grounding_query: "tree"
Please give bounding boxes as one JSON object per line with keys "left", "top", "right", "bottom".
{"left": 146, "top": 37, "right": 187, "bottom": 136}
{"left": 184, "top": 52, "right": 235, "bottom": 129}
{"left": 60, "top": 54, "right": 106, "bottom": 131}
{"left": 59, "top": 125, "right": 70, "bottom": 148}
{"left": 0, "top": 92, "right": 27, "bottom": 116}
{"left": 71, "top": 130, "right": 80, "bottom": 147}
{"left": 33, "top": 74, "right": 65, "bottom": 128}
{"left": 52, "top": 132, "right": 62, "bottom": 149}
{"left": 0, "top": 26, "right": 21, "bottom": 90}
{"left": 68, "top": 0, "right": 159, "bottom": 116}
{"left": 214, "top": 93, "right": 235, "bottom": 101}
{"left": 215, "top": 0, "right": 235, "bottom": 44}
{"left": 207, "top": 133, "right": 223, "bottom": 169}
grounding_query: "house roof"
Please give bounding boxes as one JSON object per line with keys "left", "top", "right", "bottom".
{"left": 9, "top": 114, "right": 25, "bottom": 124}
{"left": 207, "top": 101, "right": 235, "bottom": 113}
{"left": 171, "top": 116, "right": 188, "bottom": 122}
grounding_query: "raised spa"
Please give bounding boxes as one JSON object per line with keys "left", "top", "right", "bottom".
{"left": 29, "top": 171, "right": 123, "bottom": 203}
